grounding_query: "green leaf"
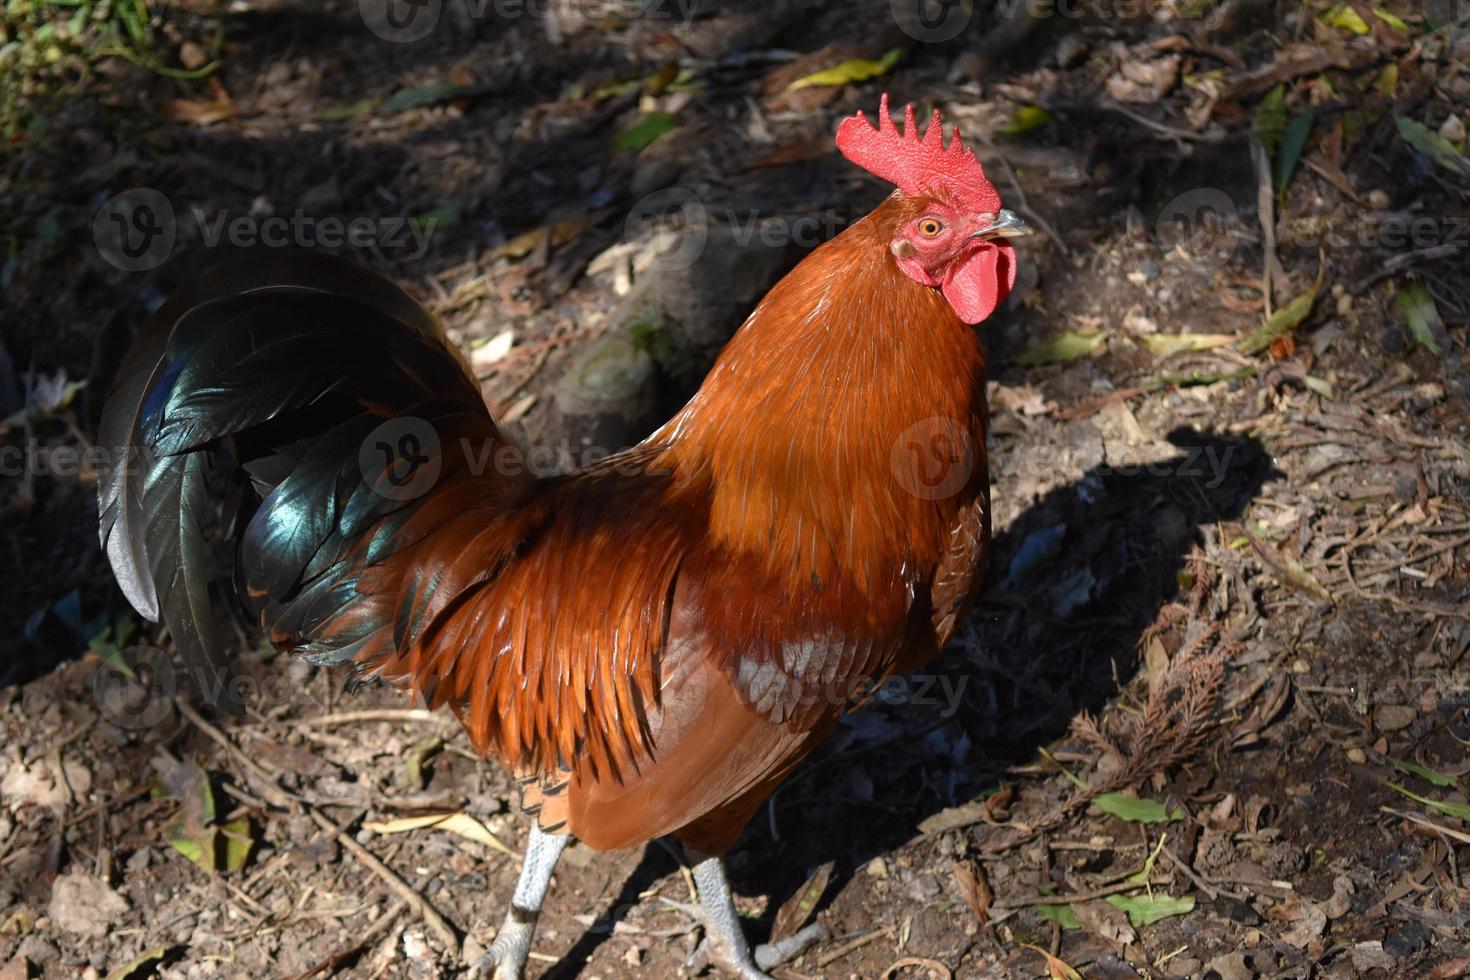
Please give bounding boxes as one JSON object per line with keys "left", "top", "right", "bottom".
{"left": 614, "top": 112, "right": 679, "bottom": 152}
{"left": 1277, "top": 110, "right": 1315, "bottom": 195}
{"left": 1236, "top": 283, "right": 1320, "bottom": 355}
{"left": 1387, "top": 782, "right": 1470, "bottom": 821}
{"left": 316, "top": 99, "right": 375, "bottom": 122}
{"left": 155, "top": 758, "right": 222, "bottom": 872}
{"left": 1396, "top": 117, "right": 1470, "bottom": 179}
{"left": 1320, "top": 4, "right": 1371, "bottom": 33}
{"left": 1372, "top": 8, "right": 1410, "bottom": 30}
{"left": 1091, "top": 793, "right": 1184, "bottom": 824}
{"left": 998, "top": 105, "right": 1053, "bottom": 137}
{"left": 381, "top": 82, "right": 497, "bottom": 113}
{"left": 403, "top": 734, "right": 444, "bottom": 789}
{"left": 1036, "top": 902, "right": 1082, "bottom": 929}
{"left": 1128, "top": 833, "right": 1169, "bottom": 884}
{"left": 1388, "top": 756, "right": 1457, "bottom": 788}
{"left": 416, "top": 205, "right": 461, "bottom": 230}
{"left": 785, "top": 47, "right": 903, "bottom": 92}
{"left": 105, "top": 946, "right": 171, "bottom": 980}
{"left": 1375, "top": 64, "right": 1399, "bottom": 97}
{"left": 1395, "top": 282, "right": 1445, "bottom": 355}
{"left": 1105, "top": 893, "right": 1196, "bottom": 926}
{"left": 1255, "top": 85, "right": 1287, "bottom": 156}
{"left": 166, "top": 827, "right": 215, "bottom": 871}
{"left": 1014, "top": 330, "right": 1105, "bottom": 366}
{"left": 220, "top": 817, "right": 255, "bottom": 872}
{"left": 1137, "top": 333, "right": 1236, "bottom": 357}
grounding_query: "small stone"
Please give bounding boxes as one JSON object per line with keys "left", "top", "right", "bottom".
{"left": 1440, "top": 114, "right": 1466, "bottom": 145}
{"left": 179, "top": 41, "right": 208, "bottom": 70}
{"left": 865, "top": 857, "right": 888, "bottom": 878}
{"left": 1350, "top": 941, "right": 1396, "bottom": 971}
{"left": 623, "top": 946, "right": 644, "bottom": 967}
{"left": 1291, "top": 659, "right": 1310, "bottom": 674}
{"left": 1207, "top": 950, "right": 1255, "bottom": 980}
{"left": 1367, "top": 189, "right": 1390, "bottom": 209}
{"left": 47, "top": 874, "right": 129, "bottom": 937}
{"left": 909, "top": 874, "right": 941, "bottom": 900}
{"left": 1216, "top": 897, "right": 1261, "bottom": 926}
{"left": 1168, "top": 956, "right": 1201, "bottom": 977}
{"left": 1346, "top": 747, "right": 1367, "bottom": 764}
{"left": 1374, "top": 704, "right": 1416, "bottom": 733}
{"left": 1383, "top": 923, "right": 1430, "bottom": 957}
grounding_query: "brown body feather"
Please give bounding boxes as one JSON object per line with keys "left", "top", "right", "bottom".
{"left": 101, "top": 193, "right": 992, "bottom": 856}
{"left": 349, "top": 193, "right": 992, "bottom": 852}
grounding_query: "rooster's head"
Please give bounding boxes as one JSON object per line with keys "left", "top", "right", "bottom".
{"left": 837, "top": 93, "right": 1028, "bottom": 325}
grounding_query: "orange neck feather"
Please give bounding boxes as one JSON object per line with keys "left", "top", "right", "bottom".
{"left": 653, "top": 195, "right": 990, "bottom": 599}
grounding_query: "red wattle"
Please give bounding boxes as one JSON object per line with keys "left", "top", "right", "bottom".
{"left": 942, "top": 243, "right": 1016, "bottom": 324}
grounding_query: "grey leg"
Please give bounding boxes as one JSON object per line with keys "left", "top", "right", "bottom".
{"left": 688, "top": 853, "right": 829, "bottom": 980}
{"left": 472, "top": 822, "right": 569, "bottom": 980}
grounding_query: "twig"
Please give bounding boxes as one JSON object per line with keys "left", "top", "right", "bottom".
{"left": 995, "top": 878, "right": 1170, "bottom": 909}
{"left": 309, "top": 808, "right": 461, "bottom": 954}
{"left": 881, "top": 957, "right": 952, "bottom": 980}
{"left": 286, "top": 898, "right": 409, "bottom": 979}
{"left": 1350, "top": 244, "right": 1462, "bottom": 296}
{"left": 1354, "top": 532, "right": 1470, "bottom": 576}
{"left": 1382, "top": 806, "right": 1470, "bottom": 846}
{"left": 816, "top": 927, "right": 890, "bottom": 968}
{"left": 1161, "top": 845, "right": 1247, "bottom": 901}
{"left": 1097, "top": 98, "right": 1230, "bottom": 143}
{"left": 176, "top": 699, "right": 461, "bottom": 955}
{"left": 1249, "top": 137, "right": 1285, "bottom": 316}
{"left": 294, "top": 709, "right": 448, "bottom": 728}
{"left": 969, "top": 133, "right": 1070, "bottom": 257}
{"left": 176, "top": 699, "right": 299, "bottom": 810}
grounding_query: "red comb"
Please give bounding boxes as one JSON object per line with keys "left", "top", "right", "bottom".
{"left": 836, "top": 93, "right": 1001, "bottom": 216}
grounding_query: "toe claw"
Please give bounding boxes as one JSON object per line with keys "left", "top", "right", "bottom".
{"left": 754, "top": 923, "right": 830, "bottom": 971}
{"left": 468, "top": 944, "right": 524, "bottom": 980}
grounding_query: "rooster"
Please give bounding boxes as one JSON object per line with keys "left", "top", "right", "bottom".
{"left": 97, "top": 94, "right": 1027, "bottom": 979}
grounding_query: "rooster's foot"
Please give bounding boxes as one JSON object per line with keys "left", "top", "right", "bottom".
{"left": 687, "top": 923, "right": 830, "bottom": 978}
{"left": 468, "top": 938, "right": 528, "bottom": 980}
{"left": 684, "top": 851, "right": 828, "bottom": 978}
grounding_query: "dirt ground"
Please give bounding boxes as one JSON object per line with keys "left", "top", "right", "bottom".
{"left": 2, "top": 0, "right": 1469, "bottom": 978}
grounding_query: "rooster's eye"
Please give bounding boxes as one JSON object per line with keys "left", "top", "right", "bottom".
{"left": 917, "top": 217, "right": 944, "bottom": 238}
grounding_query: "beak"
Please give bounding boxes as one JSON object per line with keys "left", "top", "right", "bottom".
{"left": 968, "top": 209, "right": 1031, "bottom": 241}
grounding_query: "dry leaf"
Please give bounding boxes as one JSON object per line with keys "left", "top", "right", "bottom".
{"left": 162, "top": 81, "right": 236, "bottom": 126}
{"left": 1021, "top": 945, "right": 1083, "bottom": 980}
{"left": 1074, "top": 899, "right": 1136, "bottom": 946}
{"left": 1271, "top": 896, "right": 1327, "bottom": 948}
{"left": 363, "top": 812, "right": 515, "bottom": 856}
{"left": 770, "top": 860, "right": 832, "bottom": 942}
{"left": 472, "top": 331, "right": 516, "bottom": 370}
{"left": 500, "top": 393, "right": 537, "bottom": 424}
{"left": 951, "top": 859, "right": 991, "bottom": 923}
